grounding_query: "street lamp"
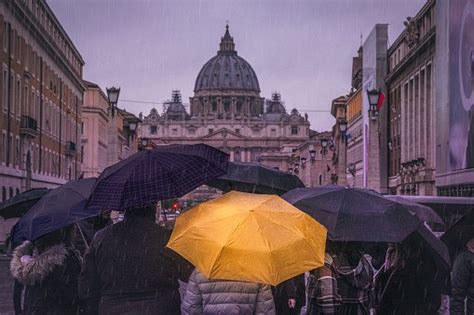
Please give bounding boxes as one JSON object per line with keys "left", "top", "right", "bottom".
{"left": 129, "top": 122, "right": 137, "bottom": 132}
{"left": 301, "top": 157, "right": 307, "bottom": 168}
{"left": 309, "top": 144, "right": 316, "bottom": 162}
{"left": 320, "top": 138, "right": 328, "bottom": 156}
{"left": 106, "top": 86, "right": 120, "bottom": 116}
{"left": 367, "top": 88, "right": 380, "bottom": 120}
{"left": 338, "top": 119, "right": 347, "bottom": 137}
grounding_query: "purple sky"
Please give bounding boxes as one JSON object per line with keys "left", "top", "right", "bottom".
{"left": 48, "top": 0, "right": 425, "bottom": 131}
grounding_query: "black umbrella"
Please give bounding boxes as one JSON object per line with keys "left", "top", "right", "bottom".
{"left": 206, "top": 161, "right": 305, "bottom": 195}
{"left": 282, "top": 185, "right": 422, "bottom": 242}
{"left": 12, "top": 178, "right": 97, "bottom": 243}
{"left": 441, "top": 209, "right": 474, "bottom": 260}
{"left": 384, "top": 195, "right": 445, "bottom": 225}
{"left": 0, "top": 188, "right": 51, "bottom": 219}
{"left": 87, "top": 144, "right": 229, "bottom": 212}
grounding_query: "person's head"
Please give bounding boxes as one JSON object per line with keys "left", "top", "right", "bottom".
{"left": 466, "top": 238, "right": 474, "bottom": 251}
{"left": 124, "top": 204, "right": 156, "bottom": 222}
{"left": 33, "top": 225, "right": 76, "bottom": 253}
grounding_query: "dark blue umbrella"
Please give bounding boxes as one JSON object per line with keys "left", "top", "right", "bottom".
{"left": 0, "top": 188, "right": 51, "bottom": 219}
{"left": 206, "top": 161, "right": 305, "bottom": 195}
{"left": 282, "top": 185, "right": 422, "bottom": 242}
{"left": 12, "top": 178, "right": 97, "bottom": 243}
{"left": 87, "top": 143, "right": 229, "bottom": 211}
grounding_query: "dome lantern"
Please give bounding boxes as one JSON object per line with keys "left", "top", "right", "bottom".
{"left": 219, "top": 24, "right": 236, "bottom": 53}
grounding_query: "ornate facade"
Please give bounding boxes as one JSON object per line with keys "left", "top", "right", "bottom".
{"left": 138, "top": 25, "right": 310, "bottom": 163}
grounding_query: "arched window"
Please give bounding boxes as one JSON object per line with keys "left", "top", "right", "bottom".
{"left": 319, "top": 175, "right": 323, "bottom": 186}
{"left": 2, "top": 187, "right": 6, "bottom": 201}
{"left": 9, "top": 187, "right": 14, "bottom": 198}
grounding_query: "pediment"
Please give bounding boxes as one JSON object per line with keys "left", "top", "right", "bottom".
{"left": 201, "top": 128, "right": 247, "bottom": 140}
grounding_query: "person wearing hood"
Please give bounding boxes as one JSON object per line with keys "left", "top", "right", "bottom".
{"left": 450, "top": 238, "right": 474, "bottom": 315}
{"left": 9, "top": 226, "right": 82, "bottom": 314}
{"left": 79, "top": 205, "right": 193, "bottom": 315}
{"left": 181, "top": 268, "right": 276, "bottom": 314}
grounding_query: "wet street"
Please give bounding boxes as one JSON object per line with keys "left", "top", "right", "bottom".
{"left": 0, "top": 256, "right": 14, "bottom": 314}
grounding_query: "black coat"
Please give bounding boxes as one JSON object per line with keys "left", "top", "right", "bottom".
{"left": 451, "top": 249, "right": 474, "bottom": 315}
{"left": 375, "top": 256, "right": 441, "bottom": 315}
{"left": 273, "top": 274, "right": 306, "bottom": 315}
{"left": 79, "top": 216, "right": 193, "bottom": 315}
{"left": 10, "top": 241, "right": 82, "bottom": 315}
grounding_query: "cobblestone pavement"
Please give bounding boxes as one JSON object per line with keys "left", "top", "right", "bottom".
{"left": 0, "top": 256, "right": 14, "bottom": 315}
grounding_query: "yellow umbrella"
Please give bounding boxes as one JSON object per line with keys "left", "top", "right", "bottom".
{"left": 167, "top": 191, "right": 327, "bottom": 286}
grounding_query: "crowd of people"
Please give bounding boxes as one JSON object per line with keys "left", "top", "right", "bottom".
{"left": 6, "top": 205, "right": 474, "bottom": 315}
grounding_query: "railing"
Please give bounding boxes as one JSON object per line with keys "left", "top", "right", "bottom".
{"left": 20, "top": 115, "right": 38, "bottom": 137}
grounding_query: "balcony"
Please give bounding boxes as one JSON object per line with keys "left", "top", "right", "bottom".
{"left": 20, "top": 115, "right": 38, "bottom": 138}
{"left": 65, "top": 141, "right": 76, "bottom": 156}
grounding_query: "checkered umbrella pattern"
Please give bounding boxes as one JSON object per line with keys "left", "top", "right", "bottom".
{"left": 86, "top": 144, "right": 229, "bottom": 211}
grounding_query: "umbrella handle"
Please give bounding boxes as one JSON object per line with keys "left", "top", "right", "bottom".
{"left": 76, "top": 223, "right": 89, "bottom": 250}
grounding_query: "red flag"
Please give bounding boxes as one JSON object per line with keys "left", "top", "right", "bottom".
{"left": 377, "top": 92, "right": 385, "bottom": 111}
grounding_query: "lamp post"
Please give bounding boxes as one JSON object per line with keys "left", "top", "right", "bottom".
{"left": 309, "top": 144, "right": 316, "bottom": 162}
{"left": 338, "top": 119, "right": 347, "bottom": 138}
{"left": 140, "top": 137, "right": 149, "bottom": 151}
{"left": 348, "top": 162, "right": 356, "bottom": 187}
{"left": 106, "top": 86, "right": 120, "bottom": 117}
{"left": 367, "top": 88, "right": 380, "bottom": 120}
{"left": 320, "top": 138, "right": 328, "bottom": 156}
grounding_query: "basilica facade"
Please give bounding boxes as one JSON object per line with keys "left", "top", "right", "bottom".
{"left": 138, "top": 25, "right": 310, "bottom": 164}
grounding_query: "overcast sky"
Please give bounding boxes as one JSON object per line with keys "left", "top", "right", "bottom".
{"left": 48, "top": 0, "right": 425, "bottom": 131}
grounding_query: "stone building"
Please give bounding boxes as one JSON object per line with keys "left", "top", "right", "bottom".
{"left": 0, "top": 0, "right": 84, "bottom": 201}
{"left": 81, "top": 81, "right": 140, "bottom": 178}
{"left": 138, "top": 25, "right": 310, "bottom": 162}
{"left": 386, "top": 0, "right": 436, "bottom": 195}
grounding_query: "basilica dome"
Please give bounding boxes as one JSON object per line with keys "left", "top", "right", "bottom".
{"left": 194, "top": 25, "right": 260, "bottom": 93}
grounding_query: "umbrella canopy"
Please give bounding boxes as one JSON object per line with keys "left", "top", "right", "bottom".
{"left": 384, "top": 195, "right": 445, "bottom": 225}
{"left": 206, "top": 161, "right": 305, "bottom": 195}
{"left": 441, "top": 209, "right": 474, "bottom": 260}
{"left": 13, "top": 178, "right": 97, "bottom": 243}
{"left": 282, "top": 186, "right": 422, "bottom": 242}
{"left": 87, "top": 144, "right": 229, "bottom": 212}
{"left": 167, "top": 191, "right": 327, "bottom": 286}
{"left": 0, "top": 188, "right": 51, "bottom": 219}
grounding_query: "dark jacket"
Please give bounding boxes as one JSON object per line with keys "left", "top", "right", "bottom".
{"left": 75, "top": 217, "right": 112, "bottom": 257}
{"left": 273, "top": 275, "right": 305, "bottom": 315}
{"left": 451, "top": 249, "right": 474, "bottom": 315}
{"left": 181, "top": 268, "right": 276, "bottom": 315}
{"left": 10, "top": 241, "right": 82, "bottom": 315}
{"left": 375, "top": 255, "right": 441, "bottom": 315}
{"left": 79, "top": 215, "right": 193, "bottom": 315}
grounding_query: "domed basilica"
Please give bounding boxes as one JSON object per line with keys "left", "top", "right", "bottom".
{"left": 139, "top": 25, "right": 311, "bottom": 164}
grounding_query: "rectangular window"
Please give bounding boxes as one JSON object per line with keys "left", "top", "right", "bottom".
{"left": 208, "top": 128, "right": 214, "bottom": 134}
{"left": 16, "top": 79, "right": 21, "bottom": 117}
{"left": 3, "top": 22, "right": 7, "bottom": 52}
{"left": 9, "top": 135, "right": 13, "bottom": 164}
{"left": 172, "top": 128, "right": 178, "bottom": 136}
{"left": 150, "top": 125, "right": 157, "bottom": 134}
{"left": 2, "top": 69, "right": 7, "bottom": 112}
{"left": 291, "top": 126, "right": 298, "bottom": 135}
{"left": 81, "top": 145, "right": 84, "bottom": 163}
{"left": 270, "top": 128, "right": 277, "bottom": 136}
{"left": 16, "top": 137, "right": 20, "bottom": 166}
{"left": 1, "top": 133, "right": 5, "bottom": 163}
{"left": 235, "top": 129, "right": 240, "bottom": 134}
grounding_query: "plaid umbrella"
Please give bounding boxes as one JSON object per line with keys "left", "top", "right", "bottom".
{"left": 87, "top": 144, "right": 229, "bottom": 211}
{"left": 206, "top": 161, "right": 305, "bottom": 195}
{"left": 0, "top": 188, "right": 51, "bottom": 219}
